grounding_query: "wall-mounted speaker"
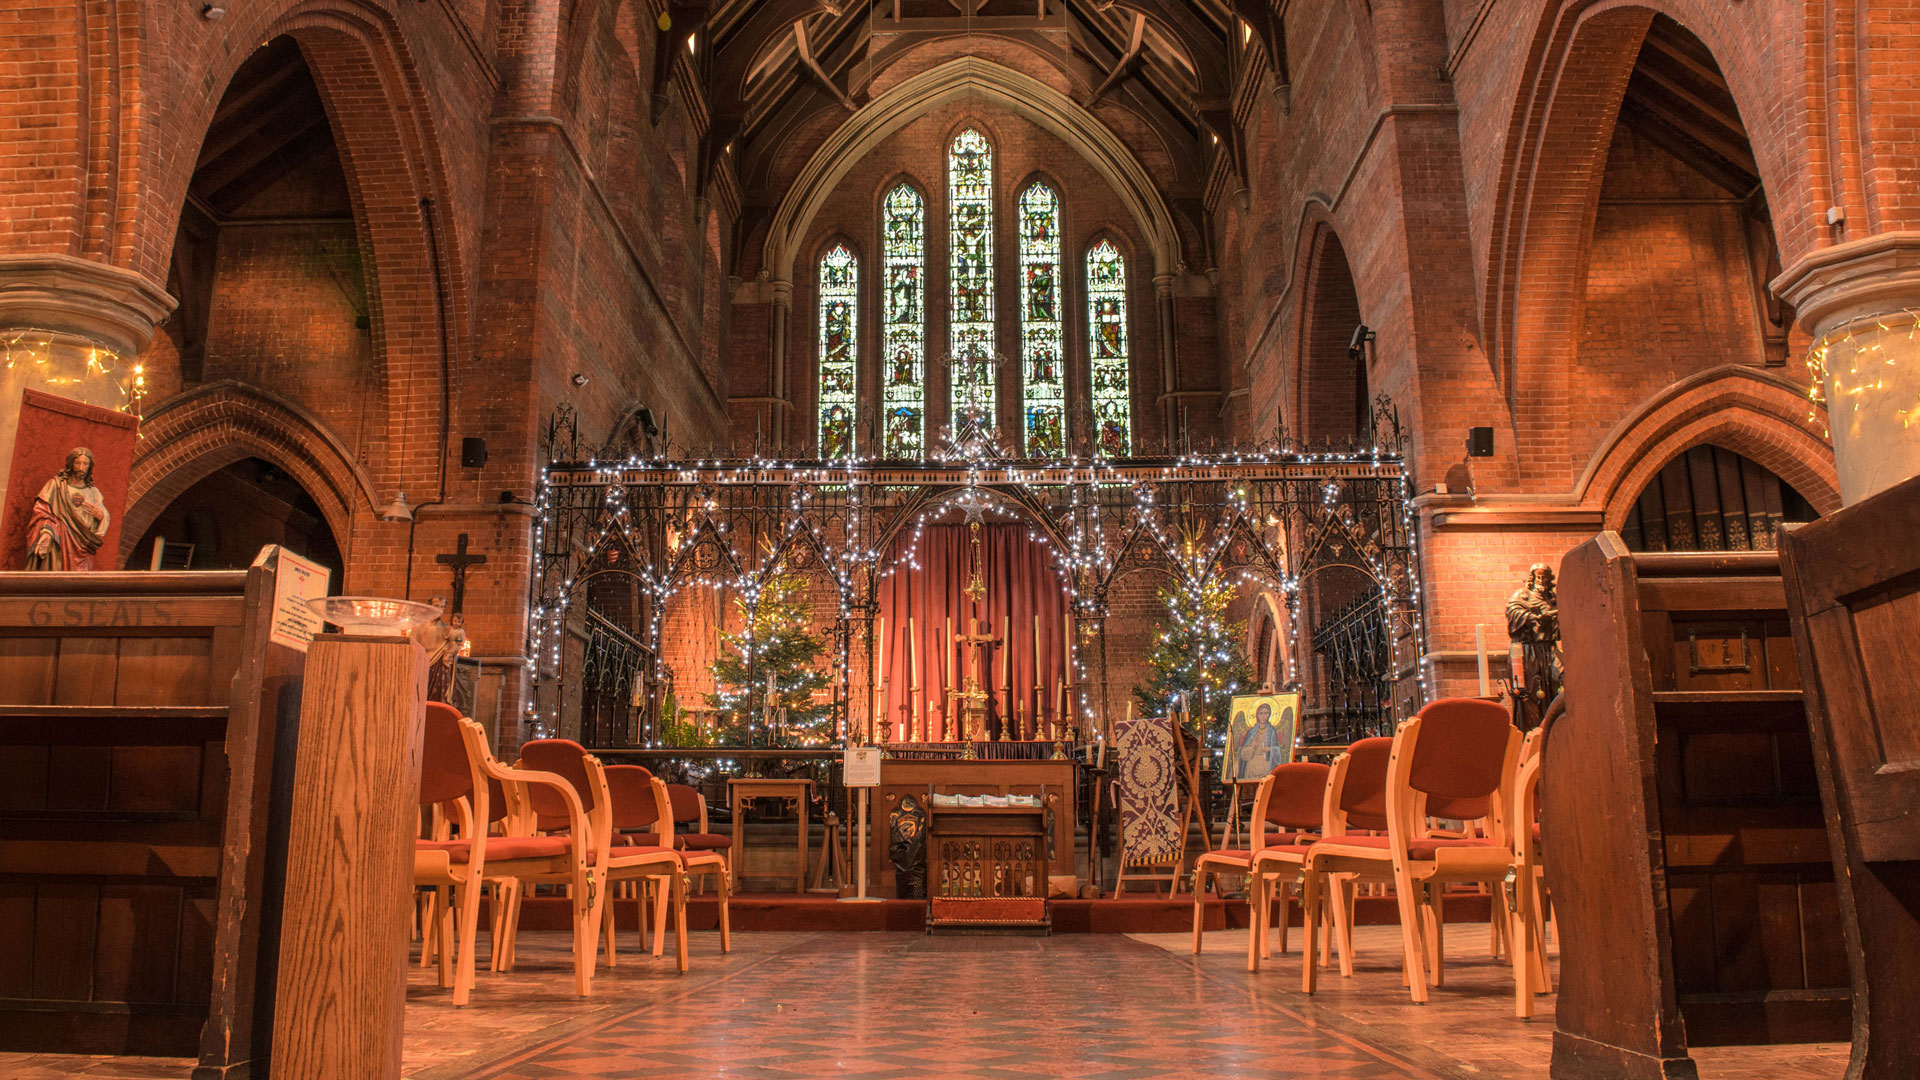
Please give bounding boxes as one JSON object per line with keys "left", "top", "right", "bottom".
{"left": 1466, "top": 427, "right": 1495, "bottom": 458}
{"left": 461, "top": 437, "right": 488, "bottom": 468}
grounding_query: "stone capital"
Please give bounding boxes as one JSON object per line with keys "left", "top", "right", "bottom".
{"left": 0, "top": 254, "right": 175, "bottom": 357}
{"left": 769, "top": 278, "right": 795, "bottom": 307}
{"left": 1772, "top": 231, "right": 1920, "bottom": 335}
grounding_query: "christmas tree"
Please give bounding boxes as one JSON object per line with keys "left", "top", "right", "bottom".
{"left": 705, "top": 570, "right": 835, "bottom": 746}
{"left": 1134, "top": 569, "right": 1256, "bottom": 743}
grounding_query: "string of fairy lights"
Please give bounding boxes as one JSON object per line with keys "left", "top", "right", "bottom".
{"left": 1803, "top": 307, "right": 1920, "bottom": 440}
{"left": 2, "top": 329, "right": 150, "bottom": 419}
{"left": 524, "top": 434, "right": 1428, "bottom": 746}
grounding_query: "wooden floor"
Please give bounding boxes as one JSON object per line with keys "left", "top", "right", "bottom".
{"left": 1, "top": 926, "right": 1850, "bottom": 1079}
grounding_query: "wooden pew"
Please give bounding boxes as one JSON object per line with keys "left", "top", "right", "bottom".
{"left": 0, "top": 560, "right": 293, "bottom": 1076}
{"left": 1779, "top": 473, "right": 1920, "bottom": 1079}
{"left": 1549, "top": 535, "right": 1849, "bottom": 1079}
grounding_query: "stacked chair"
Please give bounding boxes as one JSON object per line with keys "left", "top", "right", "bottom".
{"left": 411, "top": 707, "right": 733, "bottom": 1004}
{"left": 1222, "top": 698, "right": 1551, "bottom": 1015}
{"left": 1191, "top": 761, "right": 1329, "bottom": 961}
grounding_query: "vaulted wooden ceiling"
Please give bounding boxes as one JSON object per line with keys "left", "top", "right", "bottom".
{"left": 189, "top": 37, "right": 341, "bottom": 218}
{"left": 1618, "top": 15, "right": 1761, "bottom": 201}
{"left": 686, "top": 1, "right": 1254, "bottom": 220}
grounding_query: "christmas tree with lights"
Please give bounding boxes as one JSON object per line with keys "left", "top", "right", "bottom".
{"left": 1134, "top": 570, "right": 1256, "bottom": 741}
{"left": 706, "top": 571, "right": 835, "bottom": 747}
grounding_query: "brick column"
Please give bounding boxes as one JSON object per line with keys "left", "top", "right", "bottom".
{"left": 769, "top": 277, "right": 793, "bottom": 448}
{"left": 0, "top": 254, "right": 174, "bottom": 479}
{"left": 1776, "top": 233, "right": 1920, "bottom": 504}
{"left": 1153, "top": 273, "right": 1177, "bottom": 440}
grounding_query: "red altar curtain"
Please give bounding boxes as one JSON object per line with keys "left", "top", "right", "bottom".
{"left": 876, "top": 522, "right": 1070, "bottom": 742}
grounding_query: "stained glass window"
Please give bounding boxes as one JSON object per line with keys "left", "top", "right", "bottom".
{"left": 880, "top": 184, "right": 925, "bottom": 457}
{"left": 948, "top": 129, "right": 996, "bottom": 436}
{"left": 816, "top": 244, "right": 857, "bottom": 459}
{"left": 1086, "top": 239, "right": 1132, "bottom": 456}
{"left": 1018, "top": 182, "right": 1064, "bottom": 457}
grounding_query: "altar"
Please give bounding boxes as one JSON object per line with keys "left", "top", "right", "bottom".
{"left": 869, "top": 755, "right": 1078, "bottom": 899}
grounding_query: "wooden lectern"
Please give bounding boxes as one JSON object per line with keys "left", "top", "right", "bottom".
{"left": 270, "top": 633, "right": 426, "bottom": 1080}
{"left": 1779, "top": 473, "right": 1920, "bottom": 1079}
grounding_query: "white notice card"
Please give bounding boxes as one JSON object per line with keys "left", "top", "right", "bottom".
{"left": 843, "top": 746, "right": 882, "bottom": 788}
{"left": 261, "top": 545, "right": 331, "bottom": 652}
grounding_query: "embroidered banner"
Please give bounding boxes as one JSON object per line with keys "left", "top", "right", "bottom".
{"left": 1112, "top": 712, "right": 1181, "bottom": 866}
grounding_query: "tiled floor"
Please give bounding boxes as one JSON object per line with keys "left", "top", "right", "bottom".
{"left": 0, "top": 926, "right": 1851, "bottom": 1080}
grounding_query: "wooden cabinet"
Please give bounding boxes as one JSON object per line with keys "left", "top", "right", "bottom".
{"left": 1549, "top": 538, "right": 1849, "bottom": 1080}
{"left": 0, "top": 564, "right": 290, "bottom": 1076}
{"left": 926, "top": 803, "right": 1050, "bottom": 932}
{"left": 871, "top": 758, "right": 1075, "bottom": 899}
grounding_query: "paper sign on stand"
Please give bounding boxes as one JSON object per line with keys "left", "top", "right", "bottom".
{"left": 257, "top": 545, "right": 331, "bottom": 653}
{"left": 841, "top": 746, "right": 883, "bottom": 902}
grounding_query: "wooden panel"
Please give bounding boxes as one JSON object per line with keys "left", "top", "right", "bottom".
{"left": 53, "top": 637, "right": 119, "bottom": 704}
{"left": 1799, "top": 879, "right": 1849, "bottom": 989}
{"left": 1779, "top": 476, "right": 1920, "bottom": 1075}
{"left": 0, "top": 639, "right": 55, "bottom": 704}
{"left": 30, "top": 884, "right": 98, "bottom": 1000}
{"left": 0, "top": 884, "right": 32, "bottom": 997}
{"left": 1849, "top": 582, "right": 1920, "bottom": 766}
{"left": 1670, "top": 619, "right": 1766, "bottom": 691}
{"left": 93, "top": 885, "right": 183, "bottom": 1003}
{"left": 45, "top": 746, "right": 109, "bottom": 811}
{"left": 0, "top": 840, "right": 221, "bottom": 880}
{"left": 115, "top": 638, "right": 213, "bottom": 707}
{"left": 176, "top": 894, "right": 216, "bottom": 1006}
{"left": 0, "top": 745, "right": 49, "bottom": 810}
{"left": 0, "top": 595, "right": 244, "bottom": 631}
{"left": 110, "top": 746, "right": 204, "bottom": 814}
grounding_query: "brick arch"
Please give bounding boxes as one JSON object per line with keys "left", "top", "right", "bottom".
{"left": 1292, "top": 222, "right": 1366, "bottom": 443}
{"left": 135, "top": 5, "right": 466, "bottom": 510}
{"left": 120, "top": 382, "right": 377, "bottom": 568}
{"left": 1483, "top": 0, "right": 1804, "bottom": 485}
{"left": 1576, "top": 366, "right": 1839, "bottom": 527}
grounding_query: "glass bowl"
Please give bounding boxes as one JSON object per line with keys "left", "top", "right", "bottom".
{"left": 306, "top": 596, "right": 443, "bottom": 636}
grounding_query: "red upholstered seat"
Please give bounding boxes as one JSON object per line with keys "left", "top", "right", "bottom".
{"left": 417, "top": 835, "right": 570, "bottom": 863}
{"left": 611, "top": 831, "right": 665, "bottom": 847}
{"left": 675, "top": 832, "right": 732, "bottom": 851}
{"left": 1314, "top": 832, "right": 1501, "bottom": 860}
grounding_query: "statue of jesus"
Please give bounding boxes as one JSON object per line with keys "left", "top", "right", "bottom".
{"left": 24, "top": 447, "right": 109, "bottom": 571}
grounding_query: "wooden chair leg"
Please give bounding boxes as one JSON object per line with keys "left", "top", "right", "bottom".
{"left": 435, "top": 886, "right": 455, "bottom": 989}
{"left": 715, "top": 867, "right": 731, "bottom": 952}
{"left": 1393, "top": 867, "right": 1430, "bottom": 1004}
{"left": 602, "top": 886, "right": 619, "bottom": 969}
{"left": 453, "top": 877, "right": 482, "bottom": 1007}
{"left": 1300, "top": 867, "right": 1323, "bottom": 994}
{"left": 1511, "top": 876, "right": 1534, "bottom": 1019}
{"left": 1428, "top": 886, "right": 1446, "bottom": 988}
{"left": 1330, "top": 876, "right": 1355, "bottom": 977}
{"left": 1191, "top": 865, "right": 1207, "bottom": 953}
{"left": 1274, "top": 878, "right": 1291, "bottom": 957}
{"left": 651, "top": 873, "right": 671, "bottom": 958}
{"left": 1245, "top": 871, "right": 1266, "bottom": 973}
{"left": 673, "top": 872, "right": 691, "bottom": 974}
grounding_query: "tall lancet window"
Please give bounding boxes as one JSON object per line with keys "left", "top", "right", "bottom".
{"left": 1018, "top": 182, "right": 1064, "bottom": 457}
{"left": 948, "top": 129, "right": 996, "bottom": 433}
{"left": 880, "top": 184, "right": 925, "bottom": 457}
{"left": 1086, "top": 239, "right": 1132, "bottom": 456}
{"left": 816, "top": 244, "right": 858, "bottom": 458}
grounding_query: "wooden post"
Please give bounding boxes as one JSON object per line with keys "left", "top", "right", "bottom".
{"left": 270, "top": 634, "right": 427, "bottom": 1080}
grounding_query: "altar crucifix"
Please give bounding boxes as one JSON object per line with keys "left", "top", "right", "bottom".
{"left": 950, "top": 496, "right": 1000, "bottom": 743}
{"left": 435, "top": 533, "right": 487, "bottom": 616}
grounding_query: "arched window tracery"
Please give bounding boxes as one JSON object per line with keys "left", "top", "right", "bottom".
{"left": 949, "top": 129, "right": 997, "bottom": 434}
{"left": 1018, "top": 182, "right": 1064, "bottom": 457}
{"left": 816, "top": 244, "right": 858, "bottom": 458}
{"left": 1086, "top": 239, "right": 1132, "bottom": 456}
{"left": 880, "top": 184, "right": 926, "bottom": 456}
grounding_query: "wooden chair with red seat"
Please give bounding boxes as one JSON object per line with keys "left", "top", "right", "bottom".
{"left": 1191, "top": 761, "right": 1330, "bottom": 957}
{"left": 665, "top": 782, "right": 732, "bottom": 889}
{"left": 413, "top": 706, "right": 602, "bottom": 1001}
{"left": 1507, "top": 720, "right": 1553, "bottom": 1017}
{"left": 1296, "top": 698, "right": 1522, "bottom": 1003}
{"left": 599, "top": 764, "right": 732, "bottom": 971}
{"left": 1248, "top": 736, "right": 1394, "bottom": 975}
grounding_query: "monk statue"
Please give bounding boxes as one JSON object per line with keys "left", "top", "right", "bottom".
{"left": 1505, "top": 563, "right": 1563, "bottom": 730}
{"left": 24, "top": 447, "right": 109, "bottom": 571}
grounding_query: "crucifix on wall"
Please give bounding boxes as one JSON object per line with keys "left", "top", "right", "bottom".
{"left": 435, "top": 533, "right": 487, "bottom": 616}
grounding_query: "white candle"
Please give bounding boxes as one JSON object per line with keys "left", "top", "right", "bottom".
{"left": 1476, "top": 623, "right": 1490, "bottom": 697}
